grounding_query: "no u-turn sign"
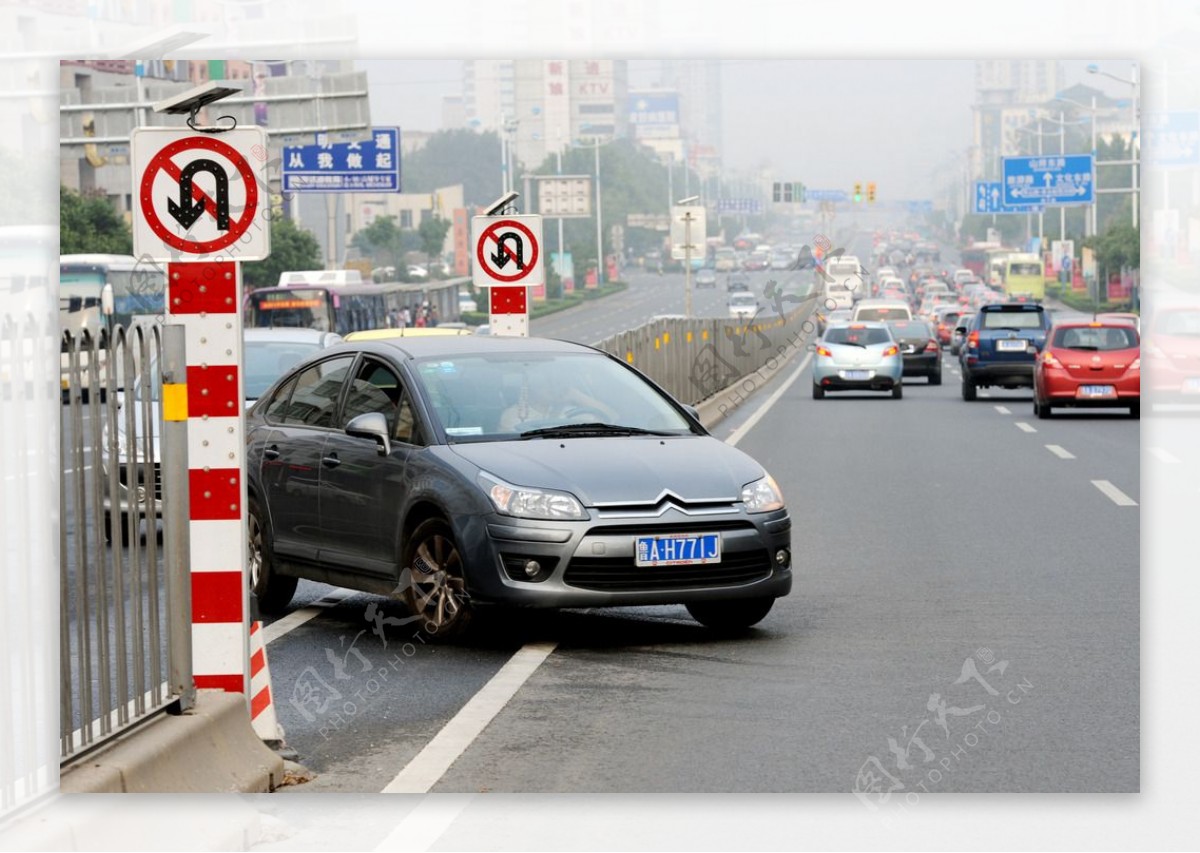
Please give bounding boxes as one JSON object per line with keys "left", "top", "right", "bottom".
{"left": 472, "top": 215, "right": 544, "bottom": 288}
{"left": 132, "top": 127, "right": 272, "bottom": 262}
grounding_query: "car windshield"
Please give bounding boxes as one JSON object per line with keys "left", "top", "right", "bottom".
{"left": 888, "top": 321, "right": 933, "bottom": 338}
{"left": 856, "top": 307, "right": 905, "bottom": 321}
{"left": 413, "top": 352, "right": 695, "bottom": 442}
{"left": 1052, "top": 326, "right": 1139, "bottom": 351}
{"left": 730, "top": 294, "right": 756, "bottom": 306}
{"left": 245, "top": 341, "right": 323, "bottom": 398}
{"left": 982, "top": 310, "right": 1043, "bottom": 329}
{"left": 825, "top": 326, "right": 892, "bottom": 346}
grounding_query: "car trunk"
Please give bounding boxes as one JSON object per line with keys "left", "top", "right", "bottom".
{"left": 1055, "top": 347, "right": 1137, "bottom": 381}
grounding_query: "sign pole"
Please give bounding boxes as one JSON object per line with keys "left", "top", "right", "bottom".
{"left": 684, "top": 212, "right": 694, "bottom": 319}
{"left": 473, "top": 206, "right": 544, "bottom": 337}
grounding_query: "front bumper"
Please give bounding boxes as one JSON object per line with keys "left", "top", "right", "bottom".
{"left": 458, "top": 508, "right": 793, "bottom": 608}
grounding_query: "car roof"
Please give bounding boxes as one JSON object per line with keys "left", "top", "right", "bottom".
{"left": 324, "top": 334, "right": 598, "bottom": 362}
{"left": 827, "top": 320, "right": 889, "bottom": 330}
{"left": 344, "top": 327, "right": 475, "bottom": 341}
{"left": 244, "top": 327, "right": 341, "bottom": 345}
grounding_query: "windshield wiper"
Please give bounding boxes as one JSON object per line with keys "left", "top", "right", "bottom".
{"left": 989, "top": 326, "right": 1025, "bottom": 332}
{"left": 519, "top": 423, "right": 679, "bottom": 439}
{"left": 834, "top": 341, "right": 867, "bottom": 348}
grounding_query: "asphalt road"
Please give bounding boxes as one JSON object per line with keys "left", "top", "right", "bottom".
{"left": 256, "top": 234, "right": 1138, "bottom": 795}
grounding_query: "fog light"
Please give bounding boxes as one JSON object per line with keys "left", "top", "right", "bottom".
{"left": 775, "top": 548, "right": 790, "bottom": 568}
{"left": 523, "top": 559, "right": 542, "bottom": 578}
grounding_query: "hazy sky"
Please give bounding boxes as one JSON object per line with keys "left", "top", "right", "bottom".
{"left": 358, "top": 59, "right": 1136, "bottom": 200}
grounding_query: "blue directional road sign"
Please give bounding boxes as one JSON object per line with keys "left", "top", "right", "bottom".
{"left": 806, "top": 189, "right": 848, "bottom": 202}
{"left": 282, "top": 127, "right": 401, "bottom": 193}
{"left": 1002, "top": 154, "right": 1094, "bottom": 206}
{"left": 1144, "top": 111, "right": 1200, "bottom": 169}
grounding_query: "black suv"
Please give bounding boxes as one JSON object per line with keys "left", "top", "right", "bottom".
{"left": 958, "top": 303, "right": 1050, "bottom": 401}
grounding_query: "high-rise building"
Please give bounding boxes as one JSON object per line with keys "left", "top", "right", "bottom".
{"left": 510, "top": 59, "right": 628, "bottom": 170}
{"left": 972, "top": 60, "right": 1063, "bottom": 180}
{"left": 653, "top": 59, "right": 722, "bottom": 178}
{"left": 462, "top": 59, "right": 515, "bottom": 132}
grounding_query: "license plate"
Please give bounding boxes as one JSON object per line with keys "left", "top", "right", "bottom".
{"left": 842, "top": 370, "right": 871, "bottom": 380}
{"left": 1077, "top": 385, "right": 1116, "bottom": 398}
{"left": 903, "top": 345, "right": 916, "bottom": 354}
{"left": 1185, "top": 378, "right": 1200, "bottom": 393}
{"left": 997, "top": 339, "right": 1027, "bottom": 351}
{"left": 635, "top": 534, "right": 721, "bottom": 567}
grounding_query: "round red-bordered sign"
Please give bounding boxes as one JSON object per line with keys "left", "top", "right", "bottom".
{"left": 476, "top": 219, "right": 540, "bottom": 283}
{"left": 139, "top": 136, "right": 259, "bottom": 255}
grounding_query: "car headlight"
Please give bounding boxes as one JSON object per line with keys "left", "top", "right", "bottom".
{"left": 741, "top": 474, "right": 785, "bottom": 513}
{"left": 478, "top": 472, "right": 585, "bottom": 520}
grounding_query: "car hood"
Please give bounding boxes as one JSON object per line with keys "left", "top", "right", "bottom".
{"left": 447, "top": 435, "right": 762, "bottom": 506}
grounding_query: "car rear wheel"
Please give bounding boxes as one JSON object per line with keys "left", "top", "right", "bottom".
{"left": 249, "top": 496, "right": 298, "bottom": 614}
{"left": 812, "top": 383, "right": 825, "bottom": 400}
{"left": 928, "top": 369, "right": 942, "bottom": 386}
{"left": 892, "top": 383, "right": 903, "bottom": 399}
{"left": 1033, "top": 398, "right": 1051, "bottom": 419}
{"left": 961, "top": 377, "right": 977, "bottom": 401}
{"left": 103, "top": 511, "right": 130, "bottom": 547}
{"left": 1129, "top": 402, "right": 1140, "bottom": 419}
{"left": 686, "top": 596, "right": 775, "bottom": 631}
{"left": 402, "top": 518, "right": 474, "bottom": 642}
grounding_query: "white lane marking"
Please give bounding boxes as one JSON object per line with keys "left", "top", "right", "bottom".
{"left": 1092, "top": 480, "right": 1138, "bottom": 507}
{"left": 1148, "top": 446, "right": 1181, "bottom": 464}
{"left": 382, "top": 642, "right": 558, "bottom": 794}
{"left": 994, "top": 405, "right": 1011, "bottom": 415}
{"left": 1015, "top": 422, "right": 1037, "bottom": 433}
{"left": 262, "top": 589, "right": 355, "bottom": 644}
{"left": 372, "top": 795, "right": 474, "bottom": 852}
{"left": 726, "top": 352, "right": 813, "bottom": 448}
{"left": 1045, "top": 444, "right": 1076, "bottom": 459}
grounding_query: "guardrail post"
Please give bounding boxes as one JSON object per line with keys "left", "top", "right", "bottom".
{"left": 161, "top": 323, "right": 194, "bottom": 712}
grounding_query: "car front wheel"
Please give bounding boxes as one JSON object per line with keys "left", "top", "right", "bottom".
{"left": 812, "top": 383, "right": 825, "bottom": 400}
{"left": 401, "top": 518, "right": 474, "bottom": 642}
{"left": 249, "top": 496, "right": 298, "bottom": 614}
{"left": 686, "top": 596, "right": 775, "bottom": 631}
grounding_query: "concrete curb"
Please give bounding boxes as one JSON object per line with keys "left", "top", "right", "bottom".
{"left": 59, "top": 690, "right": 283, "bottom": 794}
{"left": 696, "top": 303, "right": 819, "bottom": 431}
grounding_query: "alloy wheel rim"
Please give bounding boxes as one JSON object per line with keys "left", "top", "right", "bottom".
{"left": 248, "top": 515, "right": 263, "bottom": 588}
{"left": 409, "top": 534, "right": 466, "bottom": 631}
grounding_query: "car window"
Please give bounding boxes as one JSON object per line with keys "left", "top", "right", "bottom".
{"left": 280, "top": 355, "right": 354, "bottom": 428}
{"left": 264, "top": 375, "right": 298, "bottom": 424}
{"left": 855, "top": 307, "right": 907, "bottom": 321}
{"left": 1053, "top": 326, "right": 1138, "bottom": 351}
{"left": 825, "top": 326, "right": 892, "bottom": 345}
{"left": 982, "top": 310, "right": 1044, "bottom": 330}
{"left": 888, "top": 321, "right": 932, "bottom": 337}
{"left": 244, "top": 341, "right": 322, "bottom": 399}
{"left": 342, "top": 358, "right": 401, "bottom": 429}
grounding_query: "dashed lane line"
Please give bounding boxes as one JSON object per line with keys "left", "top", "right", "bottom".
{"left": 1045, "top": 444, "right": 1076, "bottom": 459}
{"left": 994, "top": 405, "right": 1012, "bottom": 415}
{"left": 1015, "top": 422, "right": 1037, "bottom": 433}
{"left": 1091, "top": 479, "right": 1138, "bottom": 507}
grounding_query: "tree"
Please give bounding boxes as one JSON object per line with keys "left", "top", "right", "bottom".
{"left": 401, "top": 129, "right": 502, "bottom": 207}
{"left": 60, "top": 185, "right": 132, "bottom": 254}
{"left": 241, "top": 214, "right": 323, "bottom": 289}
{"left": 417, "top": 215, "right": 452, "bottom": 270}
{"left": 1083, "top": 221, "right": 1139, "bottom": 274}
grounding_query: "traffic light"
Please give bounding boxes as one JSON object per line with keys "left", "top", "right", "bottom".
{"left": 867, "top": 182, "right": 877, "bottom": 203}
{"left": 772, "top": 182, "right": 781, "bottom": 203}
{"left": 853, "top": 182, "right": 863, "bottom": 203}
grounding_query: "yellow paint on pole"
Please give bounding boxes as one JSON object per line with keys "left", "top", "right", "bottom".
{"left": 663, "top": 332, "right": 670, "bottom": 344}
{"left": 654, "top": 337, "right": 660, "bottom": 350}
{"left": 626, "top": 351, "right": 634, "bottom": 363}
{"left": 163, "top": 383, "right": 188, "bottom": 421}
{"left": 686, "top": 331, "right": 693, "bottom": 342}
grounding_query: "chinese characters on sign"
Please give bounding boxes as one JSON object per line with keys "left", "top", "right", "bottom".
{"left": 282, "top": 127, "right": 401, "bottom": 193}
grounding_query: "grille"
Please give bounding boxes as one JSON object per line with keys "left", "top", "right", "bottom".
{"left": 587, "top": 520, "right": 755, "bottom": 537}
{"left": 564, "top": 548, "right": 772, "bottom": 592}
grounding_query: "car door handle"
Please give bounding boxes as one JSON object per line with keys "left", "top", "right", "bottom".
{"left": 263, "top": 445, "right": 280, "bottom": 460}
{"left": 321, "top": 453, "right": 341, "bottom": 468}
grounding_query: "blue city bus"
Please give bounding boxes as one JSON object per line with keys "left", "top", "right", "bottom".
{"left": 59, "top": 254, "right": 167, "bottom": 337}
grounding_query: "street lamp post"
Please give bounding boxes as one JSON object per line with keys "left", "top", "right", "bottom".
{"left": 593, "top": 138, "right": 604, "bottom": 286}
{"left": 678, "top": 195, "right": 700, "bottom": 318}
{"left": 1087, "top": 63, "right": 1139, "bottom": 228}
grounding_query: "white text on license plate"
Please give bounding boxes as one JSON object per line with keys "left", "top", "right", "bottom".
{"left": 1078, "top": 385, "right": 1116, "bottom": 398}
{"left": 635, "top": 534, "right": 721, "bottom": 567}
{"left": 843, "top": 370, "right": 871, "bottom": 380}
{"left": 997, "top": 339, "right": 1027, "bottom": 351}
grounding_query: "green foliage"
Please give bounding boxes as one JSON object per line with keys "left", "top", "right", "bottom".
{"left": 60, "top": 185, "right": 132, "bottom": 254}
{"left": 242, "top": 215, "right": 324, "bottom": 289}
{"left": 401, "top": 129, "right": 502, "bottom": 206}
{"left": 417, "top": 215, "right": 452, "bottom": 264}
{"left": 351, "top": 215, "right": 421, "bottom": 277}
{"left": 1083, "top": 221, "right": 1139, "bottom": 273}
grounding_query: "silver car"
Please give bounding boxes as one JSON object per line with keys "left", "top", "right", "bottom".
{"left": 810, "top": 321, "right": 904, "bottom": 399}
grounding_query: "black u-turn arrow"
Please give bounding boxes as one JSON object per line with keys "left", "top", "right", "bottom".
{"left": 167, "top": 158, "right": 230, "bottom": 230}
{"left": 491, "top": 232, "right": 525, "bottom": 270}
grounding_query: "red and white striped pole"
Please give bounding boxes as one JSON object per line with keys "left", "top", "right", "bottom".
{"left": 488, "top": 286, "right": 529, "bottom": 337}
{"left": 165, "top": 260, "right": 250, "bottom": 696}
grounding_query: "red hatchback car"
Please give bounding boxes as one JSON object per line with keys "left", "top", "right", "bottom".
{"left": 1033, "top": 322, "right": 1140, "bottom": 418}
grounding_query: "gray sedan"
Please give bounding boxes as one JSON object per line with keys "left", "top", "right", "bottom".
{"left": 245, "top": 336, "right": 793, "bottom": 639}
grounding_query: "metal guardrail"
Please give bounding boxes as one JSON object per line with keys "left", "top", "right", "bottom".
{"left": 594, "top": 294, "right": 818, "bottom": 406}
{"left": 58, "top": 324, "right": 192, "bottom": 765}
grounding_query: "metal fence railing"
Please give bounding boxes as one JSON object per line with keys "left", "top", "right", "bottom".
{"left": 58, "top": 323, "right": 192, "bottom": 765}
{"left": 594, "top": 296, "right": 819, "bottom": 407}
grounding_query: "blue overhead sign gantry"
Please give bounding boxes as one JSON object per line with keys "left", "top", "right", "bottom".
{"left": 1002, "top": 155, "right": 1094, "bottom": 206}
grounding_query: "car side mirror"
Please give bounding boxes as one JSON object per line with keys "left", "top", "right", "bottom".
{"left": 954, "top": 326, "right": 966, "bottom": 335}
{"left": 345, "top": 411, "right": 391, "bottom": 457}
{"left": 682, "top": 404, "right": 701, "bottom": 422}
